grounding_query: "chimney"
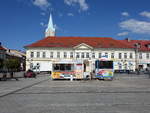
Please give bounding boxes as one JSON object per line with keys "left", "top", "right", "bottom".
{"left": 125, "top": 37, "right": 130, "bottom": 42}
{"left": 0, "top": 42, "right": 1, "bottom": 46}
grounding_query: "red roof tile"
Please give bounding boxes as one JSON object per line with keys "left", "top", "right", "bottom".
{"left": 25, "top": 36, "right": 132, "bottom": 49}
{"left": 0, "top": 45, "right": 6, "bottom": 51}
{"left": 119, "top": 40, "right": 150, "bottom": 52}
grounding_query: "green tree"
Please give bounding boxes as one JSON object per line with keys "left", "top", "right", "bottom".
{"left": 4, "top": 58, "right": 20, "bottom": 72}
{"left": 0, "top": 58, "right": 4, "bottom": 69}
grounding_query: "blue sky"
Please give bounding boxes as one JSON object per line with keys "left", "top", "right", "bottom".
{"left": 0, "top": 0, "right": 150, "bottom": 50}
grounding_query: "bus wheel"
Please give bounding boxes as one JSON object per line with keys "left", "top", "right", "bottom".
{"left": 107, "top": 77, "right": 113, "bottom": 81}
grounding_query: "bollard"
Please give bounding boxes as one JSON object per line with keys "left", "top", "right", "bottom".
{"left": 70, "top": 75, "right": 73, "bottom": 81}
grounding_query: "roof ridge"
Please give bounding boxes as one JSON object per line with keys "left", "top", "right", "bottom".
{"left": 25, "top": 37, "right": 133, "bottom": 49}
{"left": 45, "top": 36, "right": 113, "bottom": 39}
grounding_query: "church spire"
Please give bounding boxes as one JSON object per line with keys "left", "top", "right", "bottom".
{"left": 45, "top": 13, "right": 55, "bottom": 37}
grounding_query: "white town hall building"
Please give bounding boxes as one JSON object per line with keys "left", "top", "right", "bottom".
{"left": 25, "top": 14, "right": 150, "bottom": 73}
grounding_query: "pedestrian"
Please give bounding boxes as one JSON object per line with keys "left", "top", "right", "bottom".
{"left": 136, "top": 68, "right": 140, "bottom": 75}
{"left": 91, "top": 70, "right": 95, "bottom": 80}
{"left": 10, "top": 71, "right": 13, "bottom": 78}
{"left": 147, "top": 66, "right": 150, "bottom": 78}
{"left": 2, "top": 71, "right": 7, "bottom": 81}
{"left": 49, "top": 71, "right": 52, "bottom": 76}
{"left": 127, "top": 70, "right": 130, "bottom": 74}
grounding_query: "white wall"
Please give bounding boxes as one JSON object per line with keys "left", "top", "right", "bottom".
{"left": 138, "top": 52, "right": 150, "bottom": 69}
{"left": 26, "top": 47, "right": 137, "bottom": 71}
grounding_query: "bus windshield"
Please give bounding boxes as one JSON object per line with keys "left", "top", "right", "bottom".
{"left": 95, "top": 61, "right": 113, "bottom": 69}
{"left": 53, "top": 64, "right": 74, "bottom": 71}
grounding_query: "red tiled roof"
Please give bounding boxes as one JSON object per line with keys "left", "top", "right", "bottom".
{"left": 119, "top": 40, "right": 150, "bottom": 52}
{"left": 0, "top": 45, "right": 6, "bottom": 51}
{"left": 25, "top": 36, "right": 132, "bottom": 49}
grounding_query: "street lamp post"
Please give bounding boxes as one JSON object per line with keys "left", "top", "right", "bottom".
{"left": 135, "top": 43, "right": 140, "bottom": 73}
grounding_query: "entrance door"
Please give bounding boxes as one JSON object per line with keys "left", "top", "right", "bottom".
{"left": 83, "top": 60, "right": 90, "bottom": 78}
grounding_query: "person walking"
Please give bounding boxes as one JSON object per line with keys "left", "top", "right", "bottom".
{"left": 147, "top": 65, "right": 150, "bottom": 78}
{"left": 136, "top": 68, "right": 140, "bottom": 75}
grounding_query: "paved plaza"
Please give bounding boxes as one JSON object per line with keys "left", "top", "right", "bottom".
{"left": 0, "top": 73, "right": 150, "bottom": 113}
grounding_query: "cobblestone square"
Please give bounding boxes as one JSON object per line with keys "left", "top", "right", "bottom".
{"left": 0, "top": 74, "right": 150, "bottom": 113}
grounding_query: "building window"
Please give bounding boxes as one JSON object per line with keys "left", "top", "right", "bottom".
{"left": 92, "top": 53, "right": 95, "bottom": 58}
{"left": 124, "top": 53, "right": 127, "bottom": 59}
{"left": 42, "top": 52, "right": 46, "bottom": 58}
{"left": 30, "top": 52, "right": 34, "bottom": 58}
{"left": 81, "top": 53, "right": 85, "bottom": 58}
{"left": 119, "top": 53, "right": 122, "bottom": 59}
{"left": 76, "top": 52, "right": 79, "bottom": 58}
{"left": 64, "top": 52, "right": 67, "bottom": 58}
{"left": 130, "top": 53, "right": 133, "bottom": 59}
{"left": 50, "top": 52, "right": 53, "bottom": 58}
{"left": 99, "top": 53, "right": 101, "bottom": 58}
{"left": 30, "top": 63, "right": 33, "bottom": 69}
{"left": 86, "top": 53, "right": 89, "bottom": 58}
{"left": 146, "top": 53, "right": 149, "bottom": 59}
{"left": 111, "top": 53, "right": 114, "bottom": 58}
{"left": 57, "top": 52, "right": 60, "bottom": 58}
{"left": 105, "top": 52, "right": 108, "bottom": 58}
{"left": 0, "top": 54, "right": 4, "bottom": 59}
{"left": 70, "top": 52, "right": 73, "bottom": 58}
{"left": 139, "top": 53, "right": 142, "bottom": 59}
{"left": 37, "top": 52, "right": 40, "bottom": 58}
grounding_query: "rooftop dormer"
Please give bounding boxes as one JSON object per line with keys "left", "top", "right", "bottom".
{"left": 134, "top": 43, "right": 141, "bottom": 48}
{"left": 145, "top": 43, "right": 150, "bottom": 49}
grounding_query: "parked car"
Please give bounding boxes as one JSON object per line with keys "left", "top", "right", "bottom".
{"left": 24, "top": 69, "right": 36, "bottom": 78}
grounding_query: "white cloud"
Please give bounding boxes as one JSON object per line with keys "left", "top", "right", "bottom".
{"left": 40, "top": 12, "right": 46, "bottom": 16}
{"left": 117, "top": 32, "right": 129, "bottom": 36}
{"left": 119, "top": 19, "right": 150, "bottom": 34}
{"left": 40, "top": 22, "right": 47, "bottom": 27}
{"left": 32, "top": 0, "right": 50, "bottom": 10}
{"left": 64, "top": 0, "right": 88, "bottom": 11}
{"left": 58, "top": 13, "right": 63, "bottom": 17}
{"left": 121, "top": 12, "right": 129, "bottom": 17}
{"left": 137, "top": 37, "right": 150, "bottom": 40}
{"left": 40, "top": 22, "right": 58, "bottom": 29}
{"left": 40, "top": 22, "right": 44, "bottom": 26}
{"left": 140, "top": 11, "right": 150, "bottom": 18}
{"left": 54, "top": 24, "right": 59, "bottom": 30}
{"left": 67, "top": 13, "right": 74, "bottom": 16}
{"left": 87, "top": 12, "right": 90, "bottom": 15}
